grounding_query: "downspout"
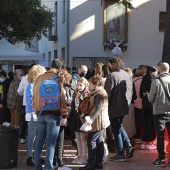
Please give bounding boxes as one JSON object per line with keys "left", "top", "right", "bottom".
{"left": 66, "top": 1, "right": 70, "bottom": 66}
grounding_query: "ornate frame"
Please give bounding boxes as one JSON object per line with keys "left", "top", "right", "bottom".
{"left": 103, "top": 0, "right": 128, "bottom": 45}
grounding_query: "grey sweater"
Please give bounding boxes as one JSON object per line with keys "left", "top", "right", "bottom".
{"left": 149, "top": 72, "right": 170, "bottom": 115}
{"left": 104, "top": 69, "right": 133, "bottom": 119}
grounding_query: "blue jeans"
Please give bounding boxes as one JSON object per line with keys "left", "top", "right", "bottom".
{"left": 34, "top": 115, "right": 60, "bottom": 170}
{"left": 26, "top": 115, "right": 37, "bottom": 157}
{"left": 110, "top": 116, "right": 131, "bottom": 155}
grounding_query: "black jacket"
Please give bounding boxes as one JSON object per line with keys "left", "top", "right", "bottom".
{"left": 140, "top": 75, "right": 152, "bottom": 110}
{"left": 0, "top": 78, "right": 11, "bottom": 106}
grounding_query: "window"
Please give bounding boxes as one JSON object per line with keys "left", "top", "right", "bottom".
{"left": 54, "top": 50, "right": 57, "bottom": 59}
{"left": 48, "top": 52, "right": 51, "bottom": 67}
{"left": 159, "top": 12, "right": 166, "bottom": 32}
{"left": 62, "top": 0, "right": 65, "bottom": 23}
{"left": 61, "top": 47, "right": 65, "bottom": 61}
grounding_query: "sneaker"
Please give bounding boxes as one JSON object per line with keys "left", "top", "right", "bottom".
{"left": 58, "top": 165, "right": 72, "bottom": 170}
{"left": 20, "top": 138, "right": 26, "bottom": 144}
{"left": 53, "top": 163, "right": 58, "bottom": 170}
{"left": 72, "top": 156, "right": 80, "bottom": 164}
{"left": 141, "top": 143, "right": 148, "bottom": 150}
{"left": 79, "top": 164, "right": 95, "bottom": 170}
{"left": 134, "top": 138, "right": 143, "bottom": 144}
{"left": 126, "top": 146, "right": 135, "bottom": 159}
{"left": 102, "top": 156, "right": 107, "bottom": 164}
{"left": 152, "top": 159, "right": 166, "bottom": 167}
{"left": 77, "top": 158, "right": 87, "bottom": 165}
{"left": 147, "top": 144, "right": 157, "bottom": 150}
{"left": 26, "top": 157, "right": 34, "bottom": 167}
{"left": 110, "top": 154, "right": 126, "bottom": 162}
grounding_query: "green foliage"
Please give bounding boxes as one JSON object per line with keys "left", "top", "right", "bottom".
{"left": 122, "top": 0, "right": 135, "bottom": 9}
{"left": 115, "top": 0, "right": 134, "bottom": 9}
{"left": 0, "top": 0, "right": 54, "bottom": 46}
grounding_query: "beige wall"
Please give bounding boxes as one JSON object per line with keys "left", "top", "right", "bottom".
{"left": 69, "top": 0, "right": 166, "bottom": 69}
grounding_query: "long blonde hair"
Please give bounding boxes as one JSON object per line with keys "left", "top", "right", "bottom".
{"left": 94, "top": 62, "right": 104, "bottom": 77}
{"left": 27, "top": 65, "right": 46, "bottom": 83}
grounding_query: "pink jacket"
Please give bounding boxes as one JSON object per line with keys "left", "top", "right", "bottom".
{"left": 133, "top": 77, "right": 143, "bottom": 109}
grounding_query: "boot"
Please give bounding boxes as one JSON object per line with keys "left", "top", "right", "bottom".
{"left": 95, "top": 162, "right": 103, "bottom": 169}
{"left": 79, "top": 164, "right": 95, "bottom": 170}
{"left": 106, "top": 139, "right": 116, "bottom": 153}
{"left": 26, "top": 157, "right": 34, "bottom": 167}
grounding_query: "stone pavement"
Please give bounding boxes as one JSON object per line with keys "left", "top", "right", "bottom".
{"left": 1, "top": 140, "right": 170, "bottom": 170}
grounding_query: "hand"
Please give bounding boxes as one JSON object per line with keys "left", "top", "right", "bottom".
{"left": 60, "top": 118, "right": 67, "bottom": 125}
{"left": 0, "top": 104, "right": 3, "bottom": 108}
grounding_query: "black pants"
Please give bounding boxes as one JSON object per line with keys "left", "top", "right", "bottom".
{"left": 20, "top": 106, "right": 28, "bottom": 139}
{"left": 154, "top": 114, "right": 170, "bottom": 160}
{"left": 134, "top": 108, "right": 144, "bottom": 139}
{"left": 87, "top": 129, "right": 104, "bottom": 165}
{"left": 142, "top": 108, "right": 156, "bottom": 142}
{"left": 54, "top": 126, "right": 64, "bottom": 167}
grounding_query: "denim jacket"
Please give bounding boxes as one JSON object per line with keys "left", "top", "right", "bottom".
{"left": 25, "top": 82, "right": 34, "bottom": 113}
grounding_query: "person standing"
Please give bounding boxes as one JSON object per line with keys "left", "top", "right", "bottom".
{"left": 7, "top": 69, "right": 23, "bottom": 126}
{"left": 33, "top": 59, "right": 69, "bottom": 170}
{"left": 149, "top": 62, "right": 170, "bottom": 167}
{"left": 0, "top": 71, "right": 11, "bottom": 124}
{"left": 25, "top": 65, "right": 46, "bottom": 167}
{"left": 104, "top": 57, "right": 135, "bottom": 161}
{"left": 17, "top": 65, "right": 33, "bottom": 144}
{"left": 79, "top": 76, "right": 110, "bottom": 170}
{"left": 140, "top": 66, "right": 156, "bottom": 150}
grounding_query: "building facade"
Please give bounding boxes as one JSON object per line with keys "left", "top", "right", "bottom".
{"left": 39, "top": 0, "right": 166, "bottom": 69}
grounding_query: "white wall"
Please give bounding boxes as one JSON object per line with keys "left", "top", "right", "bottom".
{"left": 69, "top": 0, "right": 166, "bottom": 69}
{"left": 39, "top": 0, "right": 68, "bottom": 67}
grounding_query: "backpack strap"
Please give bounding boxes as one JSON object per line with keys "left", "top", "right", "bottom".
{"left": 158, "top": 78, "right": 170, "bottom": 102}
{"left": 52, "top": 75, "right": 58, "bottom": 80}
{"left": 133, "top": 77, "right": 142, "bottom": 83}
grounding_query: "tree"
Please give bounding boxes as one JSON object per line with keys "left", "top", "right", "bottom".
{"left": 162, "top": 0, "right": 170, "bottom": 64}
{"left": 0, "top": 0, "right": 54, "bottom": 46}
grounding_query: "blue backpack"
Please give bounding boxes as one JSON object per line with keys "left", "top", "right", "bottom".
{"left": 39, "top": 75, "right": 60, "bottom": 114}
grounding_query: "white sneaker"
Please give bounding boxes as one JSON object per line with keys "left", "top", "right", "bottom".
{"left": 72, "top": 157, "right": 80, "bottom": 164}
{"left": 58, "top": 165, "right": 72, "bottom": 170}
{"left": 103, "top": 156, "right": 107, "bottom": 164}
{"left": 20, "top": 139, "right": 26, "bottom": 144}
{"left": 141, "top": 143, "right": 148, "bottom": 150}
{"left": 147, "top": 144, "right": 157, "bottom": 150}
{"left": 76, "top": 158, "right": 87, "bottom": 165}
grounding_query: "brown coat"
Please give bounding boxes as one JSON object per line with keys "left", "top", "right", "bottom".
{"left": 89, "top": 87, "right": 110, "bottom": 132}
{"left": 32, "top": 70, "right": 69, "bottom": 118}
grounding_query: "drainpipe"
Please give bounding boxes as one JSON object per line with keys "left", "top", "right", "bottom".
{"left": 66, "top": 1, "right": 70, "bottom": 67}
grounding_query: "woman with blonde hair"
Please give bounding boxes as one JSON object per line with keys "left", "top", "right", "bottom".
{"left": 69, "top": 77, "right": 89, "bottom": 165}
{"left": 26, "top": 64, "right": 46, "bottom": 167}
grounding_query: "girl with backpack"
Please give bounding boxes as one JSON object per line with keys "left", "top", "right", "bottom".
{"left": 68, "top": 77, "right": 89, "bottom": 165}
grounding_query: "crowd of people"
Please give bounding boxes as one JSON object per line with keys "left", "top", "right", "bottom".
{"left": 0, "top": 57, "right": 170, "bottom": 170}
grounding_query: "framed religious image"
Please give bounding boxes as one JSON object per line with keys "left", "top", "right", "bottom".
{"left": 103, "top": 1, "right": 128, "bottom": 45}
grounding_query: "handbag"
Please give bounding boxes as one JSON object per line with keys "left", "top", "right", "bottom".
{"left": 79, "top": 96, "right": 90, "bottom": 115}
